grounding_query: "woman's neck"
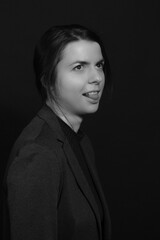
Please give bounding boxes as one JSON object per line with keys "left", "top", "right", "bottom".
{"left": 46, "top": 100, "right": 82, "bottom": 133}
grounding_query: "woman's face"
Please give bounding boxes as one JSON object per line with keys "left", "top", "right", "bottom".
{"left": 52, "top": 40, "right": 105, "bottom": 118}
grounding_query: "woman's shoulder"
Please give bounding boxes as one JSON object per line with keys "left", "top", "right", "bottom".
{"left": 11, "top": 111, "right": 60, "bottom": 156}
{"left": 6, "top": 114, "right": 63, "bottom": 186}
{"left": 7, "top": 141, "right": 62, "bottom": 187}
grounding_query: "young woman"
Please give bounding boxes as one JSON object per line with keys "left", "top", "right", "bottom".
{"left": 3, "top": 24, "right": 111, "bottom": 240}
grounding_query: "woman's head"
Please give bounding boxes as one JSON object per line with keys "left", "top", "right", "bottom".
{"left": 33, "top": 24, "right": 111, "bottom": 102}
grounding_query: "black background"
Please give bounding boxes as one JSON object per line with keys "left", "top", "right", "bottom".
{"left": 1, "top": 0, "right": 160, "bottom": 239}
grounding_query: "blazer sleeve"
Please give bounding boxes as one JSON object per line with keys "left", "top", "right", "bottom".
{"left": 7, "top": 143, "right": 63, "bottom": 240}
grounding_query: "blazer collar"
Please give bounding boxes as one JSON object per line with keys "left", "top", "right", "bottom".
{"left": 37, "top": 104, "right": 65, "bottom": 142}
{"left": 37, "top": 104, "right": 103, "bottom": 239}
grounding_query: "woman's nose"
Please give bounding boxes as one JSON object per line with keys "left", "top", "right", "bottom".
{"left": 88, "top": 68, "right": 103, "bottom": 84}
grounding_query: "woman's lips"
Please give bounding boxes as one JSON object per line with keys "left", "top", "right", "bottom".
{"left": 83, "top": 91, "right": 100, "bottom": 100}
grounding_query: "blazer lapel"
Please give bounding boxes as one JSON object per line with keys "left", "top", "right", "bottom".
{"left": 63, "top": 139, "right": 102, "bottom": 240}
{"left": 80, "top": 136, "right": 111, "bottom": 240}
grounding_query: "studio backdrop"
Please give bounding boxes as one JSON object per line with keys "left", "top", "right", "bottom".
{"left": 1, "top": 0, "right": 160, "bottom": 239}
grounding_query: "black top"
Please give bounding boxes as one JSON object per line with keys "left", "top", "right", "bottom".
{"left": 58, "top": 117, "right": 103, "bottom": 222}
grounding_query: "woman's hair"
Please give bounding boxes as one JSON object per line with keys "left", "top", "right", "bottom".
{"left": 33, "top": 24, "right": 111, "bottom": 101}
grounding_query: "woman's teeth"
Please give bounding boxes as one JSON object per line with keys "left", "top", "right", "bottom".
{"left": 83, "top": 91, "right": 99, "bottom": 100}
{"left": 88, "top": 91, "right": 98, "bottom": 95}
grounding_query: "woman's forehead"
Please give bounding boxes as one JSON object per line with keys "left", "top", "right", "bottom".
{"left": 61, "top": 40, "right": 103, "bottom": 63}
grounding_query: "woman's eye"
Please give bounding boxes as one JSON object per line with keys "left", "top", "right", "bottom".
{"left": 96, "top": 62, "right": 104, "bottom": 69}
{"left": 73, "top": 64, "right": 84, "bottom": 71}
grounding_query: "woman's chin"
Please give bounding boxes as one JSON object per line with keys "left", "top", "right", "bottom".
{"left": 83, "top": 103, "right": 99, "bottom": 114}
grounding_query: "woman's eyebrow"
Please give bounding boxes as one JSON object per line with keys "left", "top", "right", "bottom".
{"left": 69, "top": 61, "right": 89, "bottom": 66}
{"left": 96, "top": 59, "right": 105, "bottom": 64}
{"left": 70, "top": 59, "right": 104, "bottom": 66}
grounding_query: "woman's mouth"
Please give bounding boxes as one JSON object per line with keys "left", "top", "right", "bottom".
{"left": 82, "top": 91, "right": 100, "bottom": 100}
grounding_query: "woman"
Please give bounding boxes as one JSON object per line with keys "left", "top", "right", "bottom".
{"left": 3, "top": 24, "right": 111, "bottom": 240}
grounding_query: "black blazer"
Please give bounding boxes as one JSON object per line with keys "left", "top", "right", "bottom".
{"left": 2, "top": 104, "right": 111, "bottom": 240}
